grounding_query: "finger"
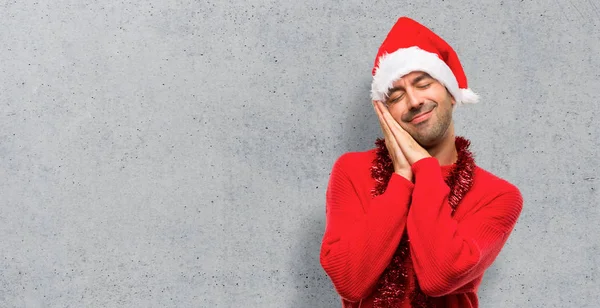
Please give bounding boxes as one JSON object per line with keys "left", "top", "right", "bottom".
{"left": 375, "top": 101, "right": 402, "bottom": 132}
{"left": 373, "top": 102, "right": 402, "bottom": 156}
{"left": 381, "top": 108, "right": 410, "bottom": 140}
{"left": 376, "top": 102, "right": 420, "bottom": 153}
{"left": 376, "top": 102, "right": 408, "bottom": 146}
{"left": 380, "top": 108, "right": 414, "bottom": 153}
{"left": 374, "top": 102, "right": 410, "bottom": 164}
{"left": 374, "top": 101, "right": 393, "bottom": 131}
{"left": 373, "top": 101, "right": 393, "bottom": 138}
{"left": 374, "top": 101, "right": 406, "bottom": 143}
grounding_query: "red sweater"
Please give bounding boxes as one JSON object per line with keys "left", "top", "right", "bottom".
{"left": 320, "top": 148, "right": 523, "bottom": 308}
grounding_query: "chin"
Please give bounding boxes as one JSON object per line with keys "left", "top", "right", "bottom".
{"left": 415, "top": 137, "right": 438, "bottom": 149}
{"left": 410, "top": 120, "right": 452, "bottom": 148}
{"left": 408, "top": 132, "right": 433, "bottom": 147}
{"left": 411, "top": 129, "right": 447, "bottom": 148}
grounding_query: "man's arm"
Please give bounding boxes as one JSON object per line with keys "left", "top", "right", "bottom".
{"left": 406, "top": 157, "right": 523, "bottom": 297}
{"left": 319, "top": 153, "right": 413, "bottom": 302}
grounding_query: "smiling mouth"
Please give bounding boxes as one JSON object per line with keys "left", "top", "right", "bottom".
{"left": 410, "top": 109, "right": 433, "bottom": 124}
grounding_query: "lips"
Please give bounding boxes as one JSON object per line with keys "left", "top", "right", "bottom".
{"left": 410, "top": 109, "right": 433, "bottom": 124}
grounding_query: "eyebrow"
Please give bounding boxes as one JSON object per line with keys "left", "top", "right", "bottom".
{"left": 387, "top": 73, "right": 433, "bottom": 96}
{"left": 412, "top": 73, "right": 433, "bottom": 84}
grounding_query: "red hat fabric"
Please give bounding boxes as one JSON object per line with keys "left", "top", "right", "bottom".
{"left": 371, "top": 17, "right": 478, "bottom": 105}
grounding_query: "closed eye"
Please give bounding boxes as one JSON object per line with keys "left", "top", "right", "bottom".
{"left": 387, "top": 93, "right": 404, "bottom": 104}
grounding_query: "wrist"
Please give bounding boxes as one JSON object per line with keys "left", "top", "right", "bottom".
{"left": 394, "top": 170, "right": 413, "bottom": 182}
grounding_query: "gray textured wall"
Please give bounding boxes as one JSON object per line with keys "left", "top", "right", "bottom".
{"left": 1, "top": 0, "right": 598, "bottom": 307}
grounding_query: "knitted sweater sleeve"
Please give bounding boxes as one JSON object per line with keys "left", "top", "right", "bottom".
{"left": 406, "top": 157, "right": 523, "bottom": 297}
{"left": 320, "top": 153, "right": 414, "bottom": 302}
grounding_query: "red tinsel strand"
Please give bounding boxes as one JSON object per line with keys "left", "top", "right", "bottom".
{"left": 370, "top": 138, "right": 394, "bottom": 197}
{"left": 371, "top": 233, "right": 410, "bottom": 308}
{"left": 369, "top": 136, "right": 475, "bottom": 307}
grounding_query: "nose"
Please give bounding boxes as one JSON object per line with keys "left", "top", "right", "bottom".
{"left": 406, "top": 90, "right": 423, "bottom": 109}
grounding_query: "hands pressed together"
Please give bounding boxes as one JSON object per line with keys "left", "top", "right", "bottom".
{"left": 372, "top": 100, "right": 431, "bottom": 181}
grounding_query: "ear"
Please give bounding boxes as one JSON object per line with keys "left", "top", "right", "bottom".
{"left": 446, "top": 88, "right": 457, "bottom": 106}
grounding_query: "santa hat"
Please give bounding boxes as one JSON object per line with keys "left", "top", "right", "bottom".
{"left": 371, "top": 17, "right": 478, "bottom": 105}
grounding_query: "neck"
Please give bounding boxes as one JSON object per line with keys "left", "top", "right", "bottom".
{"left": 425, "top": 125, "right": 457, "bottom": 166}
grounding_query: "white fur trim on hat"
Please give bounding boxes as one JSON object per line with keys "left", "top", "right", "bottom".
{"left": 371, "top": 46, "right": 477, "bottom": 105}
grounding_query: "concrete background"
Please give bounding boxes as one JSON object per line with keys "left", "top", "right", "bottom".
{"left": 1, "top": 0, "right": 598, "bottom": 307}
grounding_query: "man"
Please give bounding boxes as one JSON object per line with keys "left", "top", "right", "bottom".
{"left": 320, "top": 17, "right": 523, "bottom": 308}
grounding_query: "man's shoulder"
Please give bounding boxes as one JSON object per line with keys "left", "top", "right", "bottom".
{"left": 335, "top": 148, "right": 378, "bottom": 164}
{"left": 469, "top": 166, "right": 524, "bottom": 227}
{"left": 473, "top": 165, "right": 521, "bottom": 197}
{"left": 332, "top": 148, "right": 378, "bottom": 172}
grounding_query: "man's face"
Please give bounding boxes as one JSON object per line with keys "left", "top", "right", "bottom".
{"left": 383, "top": 71, "right": 455, "bottom": 148}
